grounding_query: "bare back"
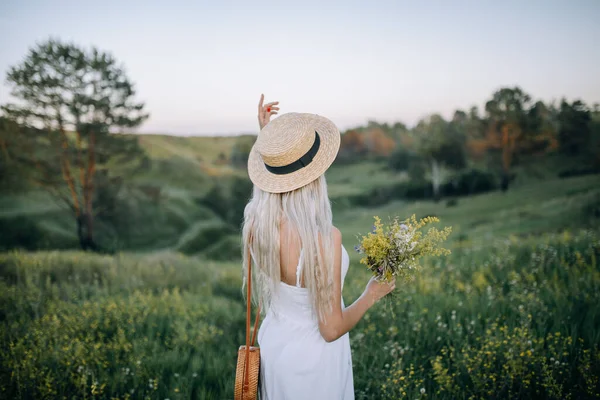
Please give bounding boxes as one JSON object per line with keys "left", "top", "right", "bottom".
{"left": 279, "top": 219, "right": 305, "bottom": 287}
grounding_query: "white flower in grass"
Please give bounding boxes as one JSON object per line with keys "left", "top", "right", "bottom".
{"left": 420, "top": 388, "right": 426, "bottom": 394}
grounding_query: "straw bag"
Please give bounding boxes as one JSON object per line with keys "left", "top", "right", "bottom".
{"left": 234, "top": 245, "right": 261, "bottom": 400}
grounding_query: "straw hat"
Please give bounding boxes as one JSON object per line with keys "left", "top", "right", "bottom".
{"left": 248, "top": 112, "right": 340, "bottom": 193}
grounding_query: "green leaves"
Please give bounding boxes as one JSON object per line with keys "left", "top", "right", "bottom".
{"left": 3, "top": 38, "right": 148, "bottom": 132}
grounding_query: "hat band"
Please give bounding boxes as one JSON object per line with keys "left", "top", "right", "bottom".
{"left": 264, "top": 131, "right": 321, "bottom": 175}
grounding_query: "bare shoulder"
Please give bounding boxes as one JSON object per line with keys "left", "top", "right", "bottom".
{"left": 319, "top": 226, "right": 342, "bottom": 248}
{"left": 332, "top": 226, "right": 342, "bottom": 243}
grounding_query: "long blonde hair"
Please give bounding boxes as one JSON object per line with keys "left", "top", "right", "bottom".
{"left": 241, "top": 175, "right": 334, "bottom": 321}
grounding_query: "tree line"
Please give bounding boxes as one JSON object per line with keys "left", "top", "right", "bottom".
{"left": 334, "top": 88, "right": 600, "bottom": 200}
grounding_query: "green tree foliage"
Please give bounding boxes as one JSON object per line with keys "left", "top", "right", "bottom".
{"left": 0, "top": 117, "right": 34, "bottom": 193}
{"left": 1, "top": 38, "right": 149, "bottom": 250}
{"left": 557, "top": 100, "right": 592, "bottom": 156}
{"left": 483, "top": 87, "right": 534, "bottom": 191}
{"left": 590, "top": 106, "right": 600, "bottom": 168}
{"left": 414, "top": 114, "right": 467, "bottom": 202}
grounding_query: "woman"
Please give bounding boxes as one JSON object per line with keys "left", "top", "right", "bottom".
{"left": 242, "top": 95, "right": 395, "bottom": 399}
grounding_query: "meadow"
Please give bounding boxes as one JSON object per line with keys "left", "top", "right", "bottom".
{"left": 1, "top": 172, "right": 599, "bottom": 399}
{"left": 1, "top": 30, "right": 599, "bottom": 400}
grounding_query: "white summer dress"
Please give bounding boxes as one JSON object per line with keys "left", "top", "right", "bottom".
{"left": 258, "top": 244, "right": 354, "bottom": 399}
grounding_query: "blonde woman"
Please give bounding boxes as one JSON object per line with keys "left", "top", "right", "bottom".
{"left": 243, "top": 95, "right": 395, "bottom": 399}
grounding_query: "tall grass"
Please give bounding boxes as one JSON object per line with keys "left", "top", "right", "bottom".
{"left": 0, "top": 252, "right": 245, "bottom": 399}
{"left": 349, "top": 230, "right": 600, "bottom": 399}
{"left": 1, "top": 229, "right": 599, "bottom": 399}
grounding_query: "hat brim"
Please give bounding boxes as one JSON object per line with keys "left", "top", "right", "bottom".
{"left": 248, "top": 114, "right": 340, "bottom": 194}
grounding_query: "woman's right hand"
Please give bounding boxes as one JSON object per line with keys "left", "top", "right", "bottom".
{"left": 364, "top": 276, "right": 396, "bottom": 305}
{"left": 258, "top": 94, "right": 279, "bottom": 130}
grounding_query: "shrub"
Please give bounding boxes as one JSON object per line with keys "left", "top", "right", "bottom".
{"left": 0, "top": 216, "right": 76, "bottom": 251}
{"left": 388, "top": 148, "right": 421, "bottom": 172}
{"left": 203, "top": 235, "right": 242, "bottom": 261}
{"left": 558, "top": 168, "right": 600, "bottom": 178}
{"left": 444, "top": 168, "right": 498, "bottom": 196}
{"left": 176, "top": 220, "right": 234, "bottom": 255}
{"left": 445, "top": 199, "right": 458, "bottom": 207}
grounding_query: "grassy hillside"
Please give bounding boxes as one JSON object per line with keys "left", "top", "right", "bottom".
{"left": 137, "top": 134, "right": 245, "bottom": 178}
{"left": 1, "top": 134, "right": 247, "bottom": 252}
{"left": 1, "top": 132, "right": 598, "bottom": 257}
{"left": 1, "top": 174, "right": 599, "bottom": 399}
{"left": 336, "top": 174, "right": 600, "bottom": 252}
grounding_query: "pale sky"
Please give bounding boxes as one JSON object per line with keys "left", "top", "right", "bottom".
{"left": 1, "top": 0, "right": 599, "bottom": 135}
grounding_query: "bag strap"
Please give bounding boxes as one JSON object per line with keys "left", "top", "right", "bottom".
{"left": 244, "top": 242, "right": 261, "bottom": 389}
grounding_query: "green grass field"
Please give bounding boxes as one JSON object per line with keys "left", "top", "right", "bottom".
{"left": 1, "top": 170, "right": 599, "bottom": 399}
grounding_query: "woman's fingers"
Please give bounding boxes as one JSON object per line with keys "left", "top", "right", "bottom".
{"left": 265, "top": 103, "right": 279, "bottom": 113}
{"left": 257, "top": 95, "right": 280, "bottom": 129}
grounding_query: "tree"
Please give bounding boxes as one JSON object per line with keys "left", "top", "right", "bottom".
{"left": 524, "top": 101, "right": 559, "bottom": 155}
{"left": 590, "top": 107, "right": 600, "bottom": 168}
{"left": 1, "top": 39, "right": 149, "bottom": 250}
{"left": 557, "top": 99, "right": 591, "bottom": 156}
{"left": 363, "top": 127, "right": 396, "bottom": 157}
{"left": 338, "top": 129, "right": 367, "bottom": 161}
{"left": 475, "top": 87, "right": 533, "bottom": 191}
{"left": 0, "top": 117, "right": 34, "bottom": 193}
{"left": 388, "top": 121, "right": 419, "bottom": 172}
{"left": 414, "top": 114, "right": 466, "bottom": 202}
{"left": 465, "top": 106, "right": 488, "bottom": 158}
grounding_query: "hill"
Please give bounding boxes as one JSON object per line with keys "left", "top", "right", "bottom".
{"left": 1, "top": 131, "right": 599, "bottom": 256}
{"left": 1, "top": 173, "right": 599, "bottom": 398}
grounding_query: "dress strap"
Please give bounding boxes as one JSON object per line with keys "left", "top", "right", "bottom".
{"left": 295, "top": 249, "right": 304, "bottom": 288}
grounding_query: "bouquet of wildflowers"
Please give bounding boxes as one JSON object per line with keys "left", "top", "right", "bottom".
{"left": 355, "top": 215, "right": 452, "bottom": 283}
